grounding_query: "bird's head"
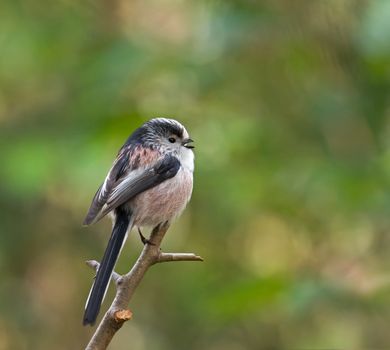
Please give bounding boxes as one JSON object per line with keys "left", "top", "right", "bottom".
{"left": 143, "top": 118, "right": 194, "bottom": 154}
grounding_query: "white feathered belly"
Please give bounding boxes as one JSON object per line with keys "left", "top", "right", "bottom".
{"left": 131, "top": 168, "right": 193, "bottom": 227}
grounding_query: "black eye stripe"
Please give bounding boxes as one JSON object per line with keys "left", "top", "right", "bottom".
{"left": 147, "top": 119, "right": 184, "bottom": 139}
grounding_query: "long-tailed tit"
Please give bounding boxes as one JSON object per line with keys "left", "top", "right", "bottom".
{"left": 82, "top": 118, "right": 194, "bottom": 326}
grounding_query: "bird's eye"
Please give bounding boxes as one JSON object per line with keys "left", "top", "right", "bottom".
{"left": 168, "top": 137, "right": 176, "bottom": 143}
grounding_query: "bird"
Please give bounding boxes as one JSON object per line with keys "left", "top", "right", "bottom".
{"left": 82, "top": 118, "right": 194, "bottom": 326}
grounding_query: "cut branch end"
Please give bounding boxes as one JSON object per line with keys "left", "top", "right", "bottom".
{"left": 114, "top": 309, "right": 133, "bottom": 323}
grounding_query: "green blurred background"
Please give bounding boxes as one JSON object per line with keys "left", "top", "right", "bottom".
{"left": 1, "top": 0, "right": 390, "bottom": 349}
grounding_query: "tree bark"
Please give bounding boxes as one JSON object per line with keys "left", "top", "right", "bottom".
{"left": 85, "top": 222, "right": 203, "bottom": 350}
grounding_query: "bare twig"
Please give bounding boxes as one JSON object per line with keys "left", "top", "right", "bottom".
{"left": 157, "top": 252, "right": 204, "bottom": 263}
{"left": 85, "top": 260, "right": 122, "bottom": 284}
{"left": 84, "top": 222, "right": 203, "bottom": 350}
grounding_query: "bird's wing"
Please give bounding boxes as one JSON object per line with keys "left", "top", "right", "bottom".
{"left": 83, "top": 152, "right": 180, "bottom": 225}
{"left": 83, "top": 147, "right": 131, "bottom": 225}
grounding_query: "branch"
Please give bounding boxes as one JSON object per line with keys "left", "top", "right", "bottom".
{"left": 85, "top": 260, "right": 122, "bottom": 283}
{"left": 84, "top": 222, "right": 203, "bottom": 350}
{"left": 157, "top": 252, "right": 203, "bottom": 263}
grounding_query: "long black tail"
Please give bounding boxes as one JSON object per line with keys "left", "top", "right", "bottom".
{"left": 83, "top": 209, "right": 130, "bottom": 326}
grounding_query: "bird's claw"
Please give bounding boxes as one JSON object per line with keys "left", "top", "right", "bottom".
{"left": 137, "top": 227, "right": 155, "bottom": 246}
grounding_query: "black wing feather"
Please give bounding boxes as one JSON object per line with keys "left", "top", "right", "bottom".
{"left": 83, "top": 153, "right": 180, "bottom": 225}
{"left": 97, "top": 155, "right": 180, "bottom": 220}
{"left": 83, "top": 150, "right": 130, "bottom": 225}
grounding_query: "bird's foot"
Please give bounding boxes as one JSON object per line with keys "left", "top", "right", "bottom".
{"left": 137, "top": 227, "right": 155, "bottom": 245}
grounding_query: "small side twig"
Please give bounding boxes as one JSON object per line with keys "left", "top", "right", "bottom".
{"left": 85, "top": 260, "right": 123, "bottom": 284}
{"left": 85, "top": 222, "right": 203, "bottom": 350}
{"left": 157, "top": 252, "right": 204, "bottom": 263}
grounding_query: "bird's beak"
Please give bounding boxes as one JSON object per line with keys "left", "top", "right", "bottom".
{"left": 182, "top": 138, "right": 194, "bottom": 149}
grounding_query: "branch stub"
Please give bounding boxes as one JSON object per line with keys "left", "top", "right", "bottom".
{"left": 114, "top": 309, "right": 133, "bottom": 323}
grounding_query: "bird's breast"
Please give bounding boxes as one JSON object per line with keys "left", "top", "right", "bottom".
{"left": 131, "top": 167, "right": 193, "bottom": 227}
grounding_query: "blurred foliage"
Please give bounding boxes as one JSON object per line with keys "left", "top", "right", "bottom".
{"left": 0, "top": 0, "right": 390, "bottom": 349}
